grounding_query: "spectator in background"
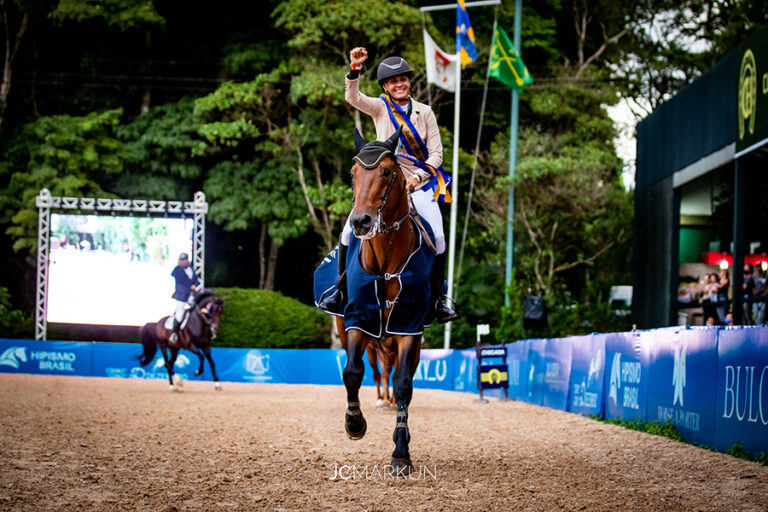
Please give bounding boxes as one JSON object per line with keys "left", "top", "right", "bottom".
{"left": 701, "top": 273, "right": 718, "bottom": 322}
{"left": 714, "top": 268, "right": 730, "bottom": 324}
{"left": 751, "top": 266, "right": 766, "bottom": 325}
{"left": 743, "top": 263, "right": 755, "bottom": 325}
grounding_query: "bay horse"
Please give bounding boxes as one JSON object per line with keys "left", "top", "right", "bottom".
{"left": 138, "top": 290, "right": 225, "bottom": 391}
{"left": 341, "top": 127, "right": 433, "bottom": 476}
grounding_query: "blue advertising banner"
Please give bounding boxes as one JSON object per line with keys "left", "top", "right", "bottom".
{"left": 413, "top": 349, "right": 454, "bottom": 390}
{"left": 646, "top": 327, "right": 718, "bottom": 446}
{"left": 604, "top": 332, "right": 650, "bottom": 421}
{"left": 715, "top": 327, "right": 768, "bottom": 455}
{"left": 91, "top": 341, "right": 203, "bottom": 381}
{"left": 453, "top": 349, "right": 477, "bottom": 393}
{"left": 567, "top": 334, "right": 606, "bottom": 417}
{"left": 541, "top": 337, "right": 573, "bottom": 410}
{"left": 0, "top": 339, "right": 92, "bottom": 377}
{"left": 525, "top": 339, "right": 547, "bottom": 405}
{"left": 506, "top": 341, "right": 530, "bottom": 401}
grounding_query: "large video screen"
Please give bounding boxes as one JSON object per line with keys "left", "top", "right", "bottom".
{"left": 47, "top": 214, "right": 195, "bottom": 326}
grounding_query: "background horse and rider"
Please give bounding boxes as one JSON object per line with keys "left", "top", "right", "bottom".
{"left": 138, "top": 290, "right": 225, "bottom": 391}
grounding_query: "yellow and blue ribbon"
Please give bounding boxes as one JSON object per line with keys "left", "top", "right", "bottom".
{"left": 379, "top": 95, "right": 452, "bottom": 203}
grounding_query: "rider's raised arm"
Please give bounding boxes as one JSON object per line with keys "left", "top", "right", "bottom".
{"left": 345, "top": 72, "right": 383, "bottom": 117}
{"left": 423, "top": 108, "right": 443, "bottom": 171}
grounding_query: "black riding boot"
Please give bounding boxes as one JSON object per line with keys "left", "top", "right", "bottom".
{"left": 318, "top": 243, "right": 348, "bottom": 314}
{"left": 431, "top": 252, "right": 458, "bottom": 323}
{"left": 169, "top": 318, "right": 181, "bottom": 345}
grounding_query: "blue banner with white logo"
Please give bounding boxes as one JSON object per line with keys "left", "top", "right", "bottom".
{"left": 646, "top": 327, "right": 718, "bottom": 446}
{"left": 525, "top": 339, "right": 547, "bottom": 405}
{"left": 541, "top": 338, "right": 573, "bottom": 410}
{"left": 506, "top": 341, "right": 530, "bottom": 400}
{"left": 715, "top": 327, "right": 768, "bottom": 455}
{"left": 0, "top": 338, "right": 92, "bottom": 376}
{"left": 604, "top": 332, "right": 650, "bottom": 421}
{"left": 568, "top": 334, "right": 606, "bottom": 417}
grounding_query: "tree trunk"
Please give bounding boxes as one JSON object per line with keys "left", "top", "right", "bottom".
{"left": 264, "top": 239, "right": 278, "bottom": 291}
{"left": 139, "top": 27, "right": 152, "bottom": 114}
{"left": 258, "top": 222, "right": 267, "bottom": 289}
{"left": 0, "top": 3, "right": 29, "bottom": 133}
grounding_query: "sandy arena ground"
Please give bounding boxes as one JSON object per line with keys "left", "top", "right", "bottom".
{"left": 0, "top": 374, "right": 767, "bottom": 511}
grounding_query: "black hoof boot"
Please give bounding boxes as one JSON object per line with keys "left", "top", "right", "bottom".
{"left": 434, "top": 296, "right": 458, "bottom": 323}
{"left": 389, "top": 457, "right": 412, "bottom": 476}
{"left": 344, "top": 409, "right": 367, "bottom": 440}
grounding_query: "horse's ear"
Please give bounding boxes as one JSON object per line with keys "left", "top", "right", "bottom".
{"left": 383, "top": 126, "right": 402, "bottom": 152}
{"left": 354, "top": 128, "right": 367, "bottom": 152}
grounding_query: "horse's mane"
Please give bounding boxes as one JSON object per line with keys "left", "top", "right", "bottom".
{"left": 194, "top": 290, "right": 218, "bottom": 306}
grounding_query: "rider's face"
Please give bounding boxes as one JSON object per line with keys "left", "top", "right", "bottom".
{"left": 383, "top": 75, "right": 411, "bottom": 101}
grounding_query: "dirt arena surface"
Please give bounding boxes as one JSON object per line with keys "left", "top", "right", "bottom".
{"left": 0, "top": 374, "right": 767, "bottom": 511}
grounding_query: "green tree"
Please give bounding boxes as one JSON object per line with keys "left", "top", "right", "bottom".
{"left": 3, "top": 108, "right": 128, "bottom": 252}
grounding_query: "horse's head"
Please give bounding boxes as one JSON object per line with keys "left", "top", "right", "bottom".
{"left": 206, "top": 297, "right": 225, "bottom": 339}
{"left": 349, "top": 127, "right": 406, "bottom": 239}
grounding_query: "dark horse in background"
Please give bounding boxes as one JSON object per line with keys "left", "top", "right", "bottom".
{"left": 138, "top": 290, "right": 225, "bottom": 391}
{"left": 341, "top": 128, "right": 431, "bottom": 476}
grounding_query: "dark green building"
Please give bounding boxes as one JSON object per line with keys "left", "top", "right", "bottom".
{"left": 635, "top": 26, "right": 768, "bottom": 328}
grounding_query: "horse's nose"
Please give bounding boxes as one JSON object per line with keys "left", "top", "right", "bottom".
{"left": 351, "top": 213, "right": 373, "bottom": 235}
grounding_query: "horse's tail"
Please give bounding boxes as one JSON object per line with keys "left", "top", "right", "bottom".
{"left": 367, "top": 346, "right": 381, "bottom": 384}
{"left": 137, "top": 323, "right": 158, "bottom": 367}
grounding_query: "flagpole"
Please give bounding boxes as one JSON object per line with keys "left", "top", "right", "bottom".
{"left": 505, "top": 0, "right": 523, "bottom": 308}
{"left": 445, "top": 52, "right": 461, "bottom": 350}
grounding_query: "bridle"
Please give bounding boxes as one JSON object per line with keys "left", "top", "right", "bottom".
{"left": 354, "top": 153, "right": 412, "bottom": 240}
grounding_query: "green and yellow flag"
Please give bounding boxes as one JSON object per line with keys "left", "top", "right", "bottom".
{"left": 489, "top": 26, "right": 532, "bottom": 91}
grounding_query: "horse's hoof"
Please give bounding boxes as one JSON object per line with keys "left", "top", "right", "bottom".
{"left": 375, "top": 399, "right": 385, "bottom": 408}
{"left": 169, "top": 385, "right": 175, "bottom": 392}
{"left": 389, "top": 458, "right": 412, "bottom": 476}
{"left": 173, "top": 374, "right": 183, "bottom": 387}
{"left": 345, "top": 415, "right": 367, "bottom": 440}
{"left": 214, "top": 382, "right": 222, "bottom": 391}
{"left": 171, "top": 385, "right": 182, "bottom": 393}
{"left": 194, "top": 370, "right": 203, "bottom": 377}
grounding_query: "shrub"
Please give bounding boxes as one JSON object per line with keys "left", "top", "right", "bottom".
{"left": 0, "top": 287, "right": 33, "bottom": 339}
{"left": 212, "top": 287, "right": 330, "bottom": 348}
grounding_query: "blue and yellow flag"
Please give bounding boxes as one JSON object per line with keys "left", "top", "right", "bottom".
{"left": 456, "top": 0, "right": 477, "bottom": 68}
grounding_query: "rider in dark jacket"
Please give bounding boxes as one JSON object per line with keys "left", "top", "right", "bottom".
{"left": 169, "top": 253, "right": 199, "bottom": 345}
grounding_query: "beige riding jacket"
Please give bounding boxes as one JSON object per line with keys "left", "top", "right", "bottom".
{"left": 345, "top": 76, "right": 443, "bottom": 189}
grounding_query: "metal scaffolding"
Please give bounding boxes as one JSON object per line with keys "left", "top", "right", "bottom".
{"left": 34, "top": 189, "right": 208, "bottom": 340}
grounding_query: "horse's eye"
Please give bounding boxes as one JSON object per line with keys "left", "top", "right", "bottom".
{"left": 382, "top": 167, "right": 391, "bottom": 177}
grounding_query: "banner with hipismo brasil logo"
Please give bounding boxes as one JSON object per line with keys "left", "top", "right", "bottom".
{"left": 736, "top": 27, "right": 768, "bottom": 154}
{"left": 0, "top": 339, "right": 92, "bottom": 376}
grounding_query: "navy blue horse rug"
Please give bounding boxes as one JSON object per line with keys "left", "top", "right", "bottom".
{"left": 313, "top": 218, "right": 436, "bottom": 337}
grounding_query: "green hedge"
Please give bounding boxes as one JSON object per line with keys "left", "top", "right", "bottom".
{"left": 212, "top": 287, "right": 330, "bottom": 348}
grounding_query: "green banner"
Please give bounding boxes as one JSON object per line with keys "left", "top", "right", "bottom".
{"left": 489, "top": 26, "right": 532, "bottom": 91}
{"left": 736, "top": 27, "right": 768, "bottom": 153}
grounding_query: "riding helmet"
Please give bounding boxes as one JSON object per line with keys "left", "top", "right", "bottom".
{"left": 179, "top": 252, "right": 189, "bottom": 261}
{"left": 377, "top": 56, "right": 413, "bottom": 86}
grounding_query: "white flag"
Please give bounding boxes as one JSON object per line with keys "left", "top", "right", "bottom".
{"left": 423, "top": 29, "right": 459, "bottom": 92}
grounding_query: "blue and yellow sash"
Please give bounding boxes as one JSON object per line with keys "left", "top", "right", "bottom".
{"left": 379, "top": 95, "right": 452, "bottom": 203}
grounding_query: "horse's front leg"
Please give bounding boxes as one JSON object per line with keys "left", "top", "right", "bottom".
{"left": 342, "top": 330, "right": 368, "bottom": 440}
{"left": 186, "top": 343, "right": 205, "bottom": 377}
{"left": 390, "top": 335, "right": 421, "bottom": 476}
{"left": 159, "top": 345, "right": 174, "bottom": 388}
{"left": 201, "top": 345, "right": 221, "bottom": 391}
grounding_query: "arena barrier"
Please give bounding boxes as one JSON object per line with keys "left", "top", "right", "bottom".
{"left": 1, "top": 325, "right": 766, "bottom": 454}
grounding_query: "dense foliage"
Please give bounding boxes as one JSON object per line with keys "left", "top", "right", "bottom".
{"left": 1, "top": 0, "right": 765, "bottom": 346}
{"left": 213, "top": 287, "right": 330, "bottom": 348}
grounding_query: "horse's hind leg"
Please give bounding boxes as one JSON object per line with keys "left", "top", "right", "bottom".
{"left": 342, "top": 331, "right": 368, "bottom": 440}
{"left": 201, "top": 345, "right": 221, "bottom": 391}
{"left": 159, "top": 346, "right": 174, "bottom": 389}
{"left": 390, "top": 335, "right": 421, "bottom": 476}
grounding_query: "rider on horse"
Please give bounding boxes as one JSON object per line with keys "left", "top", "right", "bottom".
{"left": 169, "top": 252, "right": 199, "bottom": 346}
{"left": 317, "top": 47, "right": 458, "bottom": 323}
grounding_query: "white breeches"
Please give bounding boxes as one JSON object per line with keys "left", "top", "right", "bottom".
{"left": 340, "top": 187, "right": 446, "bottom": 254}
{"left": 173, "top": 300, "right": 187, "bottom": 322}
